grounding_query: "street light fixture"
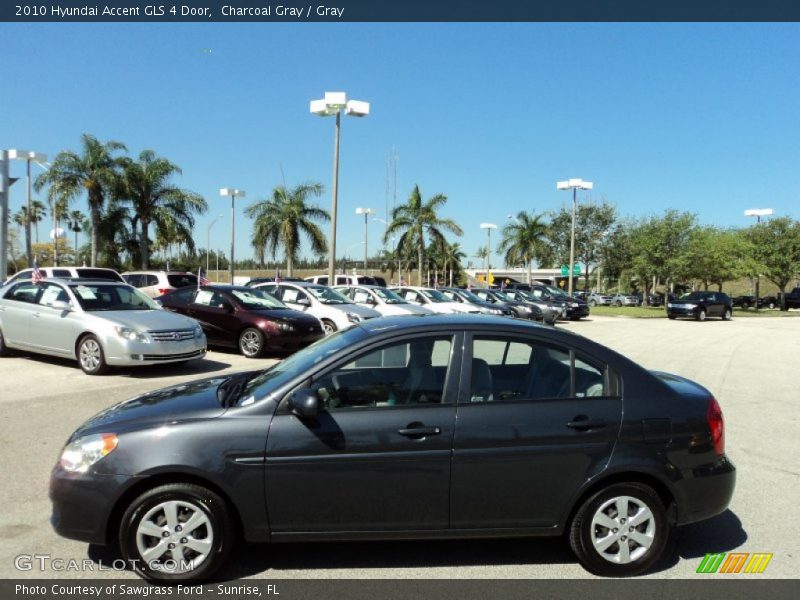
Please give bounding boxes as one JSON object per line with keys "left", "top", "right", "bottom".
{"left": 9, "top": 149, "right": 47, "bottom": 267}
{"left": 206, "top": 214, "right": 223, "bottom": 279}
{"left": 219, "top": 188, "right": 245, "bottom": 283}
{"left": 480, "top": 222, "right": 498, "bottom": 285}
{"left": 557, "top": 178, "right": 594, "bottom": 296}
{"left": 745, "top": 208, "right": 774, "bottom": 310}
{"left": 310, "top": 91, "right": 370, "bottom": 282}
{"left": 355, "top": 207, "right": 372, "bottom": 270}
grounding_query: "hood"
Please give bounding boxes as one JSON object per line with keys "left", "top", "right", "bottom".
{"left": 70, "top": 374, "right": 235, "bottom": 439}
{"left": 382, "top": 303, "right": 433, "bottom": 316}
{"left": 435, "top": 301, "right": 480, "bottom": 314}
{"left": 90, "top": 309, "right": 197, "bottom": 331}
{"left": 249, "top": 308, "right": 320, "bottom": 326}
{"left": 337, "top": 303, "right": 382, "bottom": 318}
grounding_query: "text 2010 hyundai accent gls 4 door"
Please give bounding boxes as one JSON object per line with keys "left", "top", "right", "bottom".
{"left": 50, "top": 315, "right": 735, "bottom": 580}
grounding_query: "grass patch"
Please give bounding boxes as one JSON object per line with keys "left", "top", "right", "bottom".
{"left": 589, "top": 306, "right": 800, "bottom": 318}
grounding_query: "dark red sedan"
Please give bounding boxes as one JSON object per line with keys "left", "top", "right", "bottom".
{"left": 157, "top": 285, "right": 324, "bottom": 357}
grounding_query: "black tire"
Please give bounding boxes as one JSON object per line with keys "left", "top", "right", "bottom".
{"left": 569, "top": 482, "right": 668, "bottom": 577}
{"left": 77, "top": 334, "right": 109, "bottom": 375}
{"left": 238, "top": 327, "right": 264, "bottom": 358}
{"left": 768, "top": 301, "right": 776, "bottom": 310}
{"left": 589, "top": 300, "right": 597, "bottom": 307}
{"left": 722, "top": 308, "right": 732, "bottom": 321}
{"left": 696, "top": 309, "right": 707, "bottom": 322}
{"left": 614, "top": 301, "right": 622, "bottom": 307}
{"left": 119, "top": 483, "right": 233, "bottom": 582}
{"left": 667, "top": 315, "right": 676, "bottom": 320}
{"left": 0, "top": 327, "right": 10, "bottom": 356}
{"left": 321, "top": 319, "right": 337, "bottom": 335}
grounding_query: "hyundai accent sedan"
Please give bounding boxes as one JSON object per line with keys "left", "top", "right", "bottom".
{"left": 0, "top": 279, "right": 205, "bottom": 374}
{"left": 50, "top": 314, "right": 734, "bottom": 581}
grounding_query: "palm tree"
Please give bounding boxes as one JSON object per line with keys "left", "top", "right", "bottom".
{"left": 442, "top": 242, "right": 466, "bottom": 286}
{"left": 244, "top": 183, "right": 329, "bottom": 276}
{"left": 34, "top": 133, "right": 127, "bottom": 266}
{"left": 26, "top": 200, "right": 47, "bottom": 243}
{"left": 46, "top": 193, "right": 71, "bottom": 266}
{"left": 384, "top": 185, "right": 463, "bottom": 286}
{"left": 498, "top": 211, "right": 550, "bottom": 284}
{"left": 68, "top": 210, "right": 86, "bottom": 264}
{"left": 119, "top": 150, "right": 207, "bottom": 269}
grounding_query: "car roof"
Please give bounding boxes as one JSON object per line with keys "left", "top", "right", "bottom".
{"left": 123, "top": 270, "right": 192, "bottom": 275}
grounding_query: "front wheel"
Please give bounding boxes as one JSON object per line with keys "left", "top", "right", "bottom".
{"left": 321, "top": 319, "right": 338, "bottom": 335}
{"left": 78, "top": 335, "right": 109, "bottom": 375}
{"left": 569, "top": 482, "right": 668, "bottom": 577}
{"left": 238, "top": 327, "right": 264, "bottom": 358}
{"left": 119, "top": 483, "right": 233, "bottom": 582}
{"left": 696, "top": 309, "right": 707, "bottom": 322}
{"left": 723, "top": 308, "right": 732, "bottom": 321}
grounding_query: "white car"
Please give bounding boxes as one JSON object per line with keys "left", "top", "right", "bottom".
{"left": 333, "top": 285, "right": 433, "bottom": 317}
{"left": 255, "top": 281, "right": 381, "bottom": 335}
{"left": 392, "top": 286, "right": 481, "bottom": 315}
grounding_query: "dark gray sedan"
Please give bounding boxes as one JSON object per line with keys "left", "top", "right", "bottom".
{"left": 50, "top": 315, "right": 734, "bottom": 581}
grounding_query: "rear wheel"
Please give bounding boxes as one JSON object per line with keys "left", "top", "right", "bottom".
{"left": 767, "top": 301, "right": 776, "bottom": 309}
{"left": 723, "top": 308, "right": 732, "bottom": 321}
{"left": 590, "top": 300, "right": 597, "bottom": 307}
{"left": 569, "top": 482, "right": 668, "bottom": 577}
{"left": 119, "top": 483, "right": 233, "bottom": 582}
{"left": 696, "top": 309, "right": 707, "bottom": 322}
{"left": 78, "top": 335, "right": 109, "bottom": 375}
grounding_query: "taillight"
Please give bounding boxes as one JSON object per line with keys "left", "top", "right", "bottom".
{"left": 157, "top": 288, "right": 171, "bottom": 295}
{"left": 707, "top": 396, "right": 725, "bottom": 455}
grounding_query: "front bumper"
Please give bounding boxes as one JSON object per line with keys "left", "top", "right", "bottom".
{"left": 104, "top": 337, "right": 207, "bottom": 366}
{"left": 667, "top": 305, "right": 697, "bottom": 318}
{"left": 49, "top": 465, "right": 138, "bottom": 545}
{"left": 565, "top": 305, "right": 590, "bottom": 318}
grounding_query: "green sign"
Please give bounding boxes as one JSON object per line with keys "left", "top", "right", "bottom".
{"left": 560, "top": 264, "right": 582, "bottom": 276}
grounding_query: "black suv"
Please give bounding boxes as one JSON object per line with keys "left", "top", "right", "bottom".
{"left": 667, "top": 292, "right": 733, "bottom": 321}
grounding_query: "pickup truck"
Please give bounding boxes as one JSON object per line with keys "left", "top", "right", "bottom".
{"left": 780, "top": 287, "right": 800, "bottom": 310}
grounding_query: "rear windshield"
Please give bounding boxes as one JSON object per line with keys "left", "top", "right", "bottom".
{"left": 75, "top": 268, "right": 123, "bottom": 282}
{"left": 167, "top": 273, "right": 199, "bottom": 288}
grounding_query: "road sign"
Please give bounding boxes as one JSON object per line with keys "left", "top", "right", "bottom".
{"left": 560, "top": 264, "right": 582, "bottom": 276}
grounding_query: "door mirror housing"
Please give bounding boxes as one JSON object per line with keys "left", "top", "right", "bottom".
{"left": 51, "top": 300, "right": 72, "bottom": 312}
{"left": 288, "top": 388, "right": 319, "bottom": 418}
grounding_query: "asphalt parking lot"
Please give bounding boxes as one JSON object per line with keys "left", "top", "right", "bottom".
{"left": 0, "top": 315, "right": 797, "bottom": 579}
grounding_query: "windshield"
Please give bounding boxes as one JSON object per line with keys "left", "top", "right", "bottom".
{"left": 492, "top": 290, "right": 513, "bottom": 302}
{"left": 420, "top": 289, "right": 450, "bottom": 303}
{"left": 306, "top": 286, "right": 351, "bottom": 305}
{"left": 231, "top": 288, "right": 287, "bottom": 309}
{"left": 456, "top": 289, "right": 483, "bottom": 303}
{"left": 373, "top": 287, "right": 407, "bottom": 304}
{"left": 544, "top": 285, "right": 568, "bottom": 298}
{"left": 70, "top": 284, "right": 158, "bottom": 311}
{"left": 678, "top": 293, "right": 703, "bottom": 302}
{"left": 238, "top": 325, "right": 368, "bottom": 405}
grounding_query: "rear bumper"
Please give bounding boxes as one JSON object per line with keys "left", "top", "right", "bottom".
{"left": 674, "top": 455, "right": 736, "bottom": 525}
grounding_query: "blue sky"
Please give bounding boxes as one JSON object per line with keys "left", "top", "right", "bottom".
{"left": 2, "top": 23, "right": 799, "bottom": 267}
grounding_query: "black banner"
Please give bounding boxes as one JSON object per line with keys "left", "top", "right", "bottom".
{"left": 2, "top": 0, "right": 800, "bottom": 23}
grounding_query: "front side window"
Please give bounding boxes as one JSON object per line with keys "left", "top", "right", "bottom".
{"left": 468, "top": 336, "right": 605, "bottom": 403}
{"left": 310, "top": 336, "right": 453, "bottom": 410}
{"left": 38, "top": 283, "right": 70, "bottom": 307}
{"left": 4, "top": 281, "right": 40, "bottom": 303}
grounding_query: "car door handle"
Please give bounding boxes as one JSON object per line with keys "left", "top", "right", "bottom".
{"left": 567, "top": 419, "right": 607, "bottom": 431}
{"left": 32, "top": 312, "right": 41, "bottom": 319}
{"left": 397, "top": 426, "right": 441, "bottom": 438}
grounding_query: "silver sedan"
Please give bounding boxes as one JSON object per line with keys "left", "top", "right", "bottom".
{"left": 0, "top": 279, "right": 206, "bottom": 374}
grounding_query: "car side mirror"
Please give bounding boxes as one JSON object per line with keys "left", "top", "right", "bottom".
{"left": 51, "top": 300, "right": 72, "bottom": 312}
{"left": 296, "top": 297, "right": 311, "bottom": 307}
{"left": 288, "top": 388, "right": 319, "bottom": 418}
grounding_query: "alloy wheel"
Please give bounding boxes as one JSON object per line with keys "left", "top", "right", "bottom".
{"left": 135, "top": 500, "right": 213, "bottom": 574}
{"left": 589, "top": 495, "right": 656, "bottom": 565}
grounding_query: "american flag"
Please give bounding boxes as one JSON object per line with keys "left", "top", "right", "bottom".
{"left": 198, "top": 267, "right": 210, "bottom": 288}
{"left": 32, "top": 258, "right": 44, "bottom": 284}
{"left": 275, "top": 269, "right": 281, "bottom": 284}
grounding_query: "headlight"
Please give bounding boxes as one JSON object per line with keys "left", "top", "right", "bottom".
{"left": 277, "top": 321, "right": 294, "bottom": 332}
{"left": 346, "top": 312, "right": 363, "bottom": 323}
{"left": 490, "top": 308, "right": 503, "bottom": 315}
{"left": 685, "top": 303, "right": 697, "bottom": 309}
{"left": 518, "top": 305, "right": 532, "bottom": 313}
{"left": 193, "top": 325, "right": 204, "bottom": 338}
{"left": 59, "top": 433, "right": 118, "bottom": 473}
{"left": 570, "top": 302, "right": 579, "bottom": 308}
{"left": 114, "top": 326, "right": 150, "bottom": 343}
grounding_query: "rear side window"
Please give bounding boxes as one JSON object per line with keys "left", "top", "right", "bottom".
{"left": 52, "top": 269, "right": 72, "bottom": 278}
{"left": 145, "top": 275, "right": 159, "bottom": 286}
{"left": 167, "top": 274, "right": 199, "bottom": 288}
{"left": 75, "top": 268, "right": 123, "bottom": 281}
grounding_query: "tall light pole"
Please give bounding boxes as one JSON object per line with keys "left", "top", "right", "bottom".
{"left": 745, "top": 208, "right": 774, "bottom": 310}
{"left": 480, "top": 223, "right": 497, "bottom": 285}
{"left": 557, "top": 178, "right": 593, "bottom": 296}
{"left": 9, "top": 150, "right": 47, "bottom": 267}
{"left": 219, "top": 188, "right": 245, "bottom": 283}
{"left": 0, "top": 150, "right": 14, "bottom": 281}
{"left": 310, "top": 92, "right": 370, "bottom": 283}
{"left": 206, "top": 214, "right": 223, "bottom": 277}
{"left": 355, "top": 207, "right": 372, "bottom": 270}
